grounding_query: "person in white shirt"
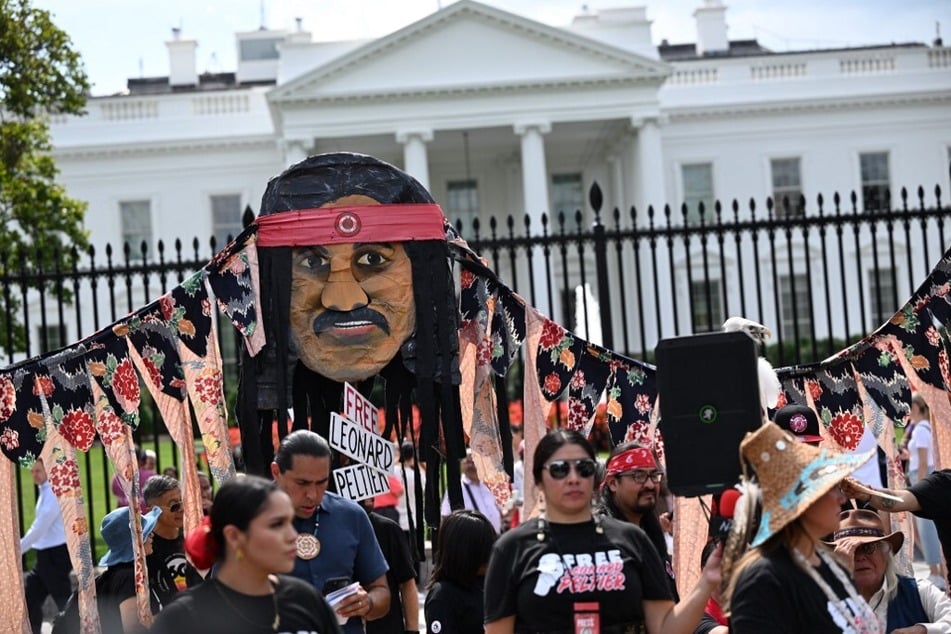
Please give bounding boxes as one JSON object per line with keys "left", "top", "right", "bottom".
{"left": 908, "top": 394, "right": 945, "bottom": 588}
{"left": 440, "top": 451, "right": 502, "bottom": 534}
{"left": 20, "top": 458, "right": 72, "bottom": 634}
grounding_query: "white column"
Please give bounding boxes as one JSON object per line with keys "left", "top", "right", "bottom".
{"left": 282, "top": 137, "right": 310, "bottom": 167}
{"left": 633, "top": 117, "right": 665, "bottom": 217}
{"left": 514, "top": 121, "right": 552, "bottom": 318}
{"left": 632, "top": 116, "right": 666, "bottom": 346}
{"left": 396, "top": 129, "right": 433, "bottom": 189}
{"left": 609, "top": 153, "right": 626, "bottom": 221}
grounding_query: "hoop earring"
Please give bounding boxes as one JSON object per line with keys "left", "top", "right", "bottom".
{"left": 593, "top": 512, "right": 604, "bottom": 535}
{"left": 536, "top": 497, "right": 547, "bottom": 542}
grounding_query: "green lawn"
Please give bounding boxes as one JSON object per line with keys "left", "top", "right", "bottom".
{"left": 17, "top": 436, "right": 191, "bottom": 565}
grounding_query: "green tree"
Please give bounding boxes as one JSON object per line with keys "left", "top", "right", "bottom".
{"left": 0, "top": 0, "right": 90, "bottom": 353}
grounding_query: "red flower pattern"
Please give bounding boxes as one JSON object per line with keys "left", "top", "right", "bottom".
{"left": 940, "top": 350, "right": 951, "bottom": 390}
{"left": 460, "top": 269, "right": 475, "bottom": 289}
{"left": 476, "top": 339, "right": 493, "bottom": 366}
{"left": 0, "top": 428, "right": 19, "bottom": 451}
{"left": 806, "top": 380, "right": 823, "bottom": 402}
{"left": 32, "top": 375, "right": 55, "bottom": 398}
{"left": 111, "top": 358, "right": 140, "bottom": 404}
{"left": 774, "top": 391, "right": 788, "bottom": 410}
{"left": 539, "top": 320, "right": 565, "bottom": 350}
{"left": 97, "top": 408, "right": 126, "bottom": 445}
{"left": 0, "top": 375, "right": 15, "bottom": 421}
{"left": 194, "top": 370, "right": 223, "bottom": 405}
{"left": 141, "top": 357, "right": 163, "bottom": 389}
{"left": 159, "top": 295, "right": 175, "bottom": 321}
{"left": 543, "top": 373, "right": 562, "bottom": 395}
{"left": 569, "top": 370, "right": 586, "bottom": 391}
{"left": 49, "top": 460, "right": 81, "bottom": 497}
{"left": 60, "top": 408, "right": 97, "bottom": 451}
{"left": 926, "top": 327, "right": 941, "bottom": 347}
{"left": 567, "top": 399, "right": 589, "bottom": 430}
{"left": 635, "top": 393, "right": 652, "bottom": 415}
{"left": 828, "top": 411, "right": 864, "bottom": 451}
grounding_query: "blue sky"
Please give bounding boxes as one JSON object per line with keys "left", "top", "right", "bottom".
{"left": 32, "top": 0, "right": 951, "bottom": 96}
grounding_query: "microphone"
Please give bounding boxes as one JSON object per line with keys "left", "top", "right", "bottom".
{"left": 709, "top": 488, "right": 740, "bottom": 539}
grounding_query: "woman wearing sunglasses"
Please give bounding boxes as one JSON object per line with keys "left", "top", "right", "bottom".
{"left": 484, "top": 429, "right": 721, "bottom": 634}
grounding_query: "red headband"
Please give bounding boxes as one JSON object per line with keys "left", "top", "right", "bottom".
{"left": 255, "top": 204, "right": 446, "bottom": 246}
{"left": 605, "top": 448, "right": 657, "bottom": 477}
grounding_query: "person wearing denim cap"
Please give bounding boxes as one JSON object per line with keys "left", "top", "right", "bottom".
{"left": 51, "top": 506, "right": 162, "bottom": 634}
{"left": 99, "top": 505, "right": 164, "bottom": 632}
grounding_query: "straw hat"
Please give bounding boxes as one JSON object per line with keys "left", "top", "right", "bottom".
{"left": 825, "top": 509, "right": 904, "bottom": 553}
{"left": 741, "top": 422, "right": 873, "bottom": 547}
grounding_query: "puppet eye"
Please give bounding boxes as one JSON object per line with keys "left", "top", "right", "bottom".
{"left": 356, "top": 251, "right": 388, "bottom": 267}
{"left": 299, "top": 252, "right": 329, "bottom": 270}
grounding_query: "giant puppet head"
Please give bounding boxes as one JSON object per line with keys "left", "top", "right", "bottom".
{"left": 256, "top": 153, "right": 444, "bottom": 383}
{"left": 239, "top": 153, "right": 466, "bottom": 506}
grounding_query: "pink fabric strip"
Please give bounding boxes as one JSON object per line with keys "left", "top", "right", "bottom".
{"left": 180, "top": 296, "right": 236, "bottom": 496}
{"left": 459, "top": 314, "right": 511, "bottom": 511}
{"left": 255, "top": 204, "right": 446, "bottom": 246}
{"left": 125, "top": 342, "right": 203, "bottom": 538}
{"left": 90, "top": 380, "right": 152, "bottom": 629}
{"left": 2, "top": 457, "right": 30, "bottom": 633}
{"left": 521, "top": 308, "right": 550, "bottom": 521}
{"left": 37, "top": 391, "right": 101, "bottom": 634}
{"left": 242, "top": 241, "right": 266, "bottom": 356}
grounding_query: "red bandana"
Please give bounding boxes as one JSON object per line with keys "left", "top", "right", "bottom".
{"left": 256, "top": 203, "right": 446, "bottom": 246}
{"left": 605, "top": 448, "right": 657, "bottom": 477}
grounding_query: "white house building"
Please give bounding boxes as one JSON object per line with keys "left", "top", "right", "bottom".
{"left": 36, "top": 0, "right": 951, "bottom": 360}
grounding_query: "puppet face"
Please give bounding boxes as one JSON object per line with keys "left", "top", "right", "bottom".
{"left": 290, "top": 195, "right": 416, "bottom": 382}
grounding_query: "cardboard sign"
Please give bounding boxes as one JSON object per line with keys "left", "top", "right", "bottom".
{"left": 343, "top": 382, "right": 378, "bottom": 433}
{"left": 329, "top": 412, "right": 394, "bottom": 474}
{"left": 333, "top": 463, "right": 390, "bottom": 502}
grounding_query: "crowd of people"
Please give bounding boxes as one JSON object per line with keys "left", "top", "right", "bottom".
{"left": 18, "top": 403, "right": 951, "bottom": 634}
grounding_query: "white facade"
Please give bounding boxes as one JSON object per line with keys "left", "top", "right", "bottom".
{"left": 36, "top": 0, "right": 951, "bottom": 357}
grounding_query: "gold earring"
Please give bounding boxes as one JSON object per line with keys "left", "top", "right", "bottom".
{"left": 236, "top": 547, "right": 245, "bottom": 561}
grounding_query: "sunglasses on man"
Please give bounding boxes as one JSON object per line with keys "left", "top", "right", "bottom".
{"left": 544, "top": 458, "right": 597, "bottom": 480}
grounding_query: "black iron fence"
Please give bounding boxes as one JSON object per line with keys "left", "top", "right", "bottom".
{"left": 5, "top": 182, "right": 948, "bottom": 558}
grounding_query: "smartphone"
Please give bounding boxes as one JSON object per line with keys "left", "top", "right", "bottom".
{"left": 322, "top": 576, "right": 352, "bottom": 595}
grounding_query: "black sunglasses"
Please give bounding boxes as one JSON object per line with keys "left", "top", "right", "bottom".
{"left": 165, "top": 502, "right": 183, "bottom": 513}
{"left": 544, "top": 458, "right": 597, "bottom": 480}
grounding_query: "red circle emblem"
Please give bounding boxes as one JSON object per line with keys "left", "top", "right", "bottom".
{"left": 789, "top": 413, "right": 808, "bottom": 433}
{"left": 335, "top": 212, "right": 361, "bottom": 237}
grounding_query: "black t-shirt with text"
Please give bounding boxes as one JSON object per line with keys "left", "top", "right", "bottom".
{"left": 484, "top": 517, "right": 672, "bottom": 633}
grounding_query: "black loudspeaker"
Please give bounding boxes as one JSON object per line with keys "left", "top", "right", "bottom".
{"left": 655, "top": 331, "right": 762, "bottom": 497}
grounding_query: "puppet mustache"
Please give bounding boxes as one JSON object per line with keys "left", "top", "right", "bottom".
{"left": 312, "top": 307, "right": 390, "bottom": 335}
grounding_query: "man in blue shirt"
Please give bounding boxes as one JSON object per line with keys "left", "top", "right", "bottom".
{"left": 272, "top": 430, "right": 390, "bottom": 634}
{"left": 20, "top": 458, "right": 72, "bottom": 634}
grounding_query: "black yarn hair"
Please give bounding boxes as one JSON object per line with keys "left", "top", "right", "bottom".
{"left": 236, "top": 152, "right": 466, "bottom": 553}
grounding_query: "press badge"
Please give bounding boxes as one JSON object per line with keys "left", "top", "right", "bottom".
{"left": 574, "top": 601, "right": 600, "bottom": 634}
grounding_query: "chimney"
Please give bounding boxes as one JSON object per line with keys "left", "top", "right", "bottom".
{"left": 166, "top": 28, "right": 198, "bottom": 87}
{"left": 694, "top": 0, "right": 728, "bottom": 56}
